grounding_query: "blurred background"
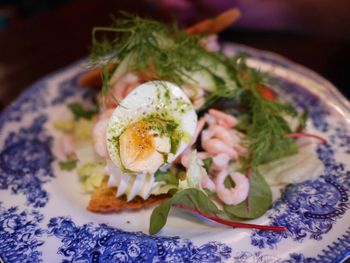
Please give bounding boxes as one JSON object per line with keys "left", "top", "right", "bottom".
{"left": 0, "top": 0, "right": 349, "bottom": 110}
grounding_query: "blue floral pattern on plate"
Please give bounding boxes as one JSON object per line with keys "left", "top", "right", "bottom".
{"left": 0, "top": 44, "right": 349, "bottom": 262}
{"left": 0, "top": 203, "right": 44, "bottom": 263}
{"left": 47, "top": 217, "right": 231, "bottom": 263}
{"left": 0, "top": 115, "right": 54, "bottom": 208}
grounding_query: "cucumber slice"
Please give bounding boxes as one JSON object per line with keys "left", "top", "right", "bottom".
{"left": 188, "top": 56, "right": 238, "bottom": 96}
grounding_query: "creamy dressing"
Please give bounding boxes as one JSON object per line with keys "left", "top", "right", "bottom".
{"left": 107, "top": 161, "right": 161, "bottom": 200}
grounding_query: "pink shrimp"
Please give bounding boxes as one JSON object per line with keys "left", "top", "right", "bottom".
{"left": 201, "top": 128, "right": 214, "bottom": 142}
{"left": 215, "top": 170, "right": 249, "bottom": 205}
{"left": 212, "top": 153, "right": 230, "bottom": 170}
{"left": 208, "top": 109, "right": 237, "bottom": 128}
{"left": 234, "top": 144, "right": 247, "bottom": 156}
{"left": 197, "top": 151, "right": 210, "bottom": 160}
{"left": 180, "top": 148, "right": 192, "bottom": 169}
{"left": 201, "top": 174, "right": 216, "bottom": 191}
{"left": 182, "top": 85, "right": 205, "bottom": 110}
{"left": 190, "top": 117, "right": 206, "bottom": 146}
{"left": 177, "top": 117, "right": 207, "bottom": 166}
{"left": 204, "top": 113, "right": 216, "bottom": 125}
{"left": 202, "top": 138, "right": 238, "bottom": 160}
{"left": 209, "top": 125, "right": 237, "bottom": 147}
{"left": 98, "top": 108, "right": 114, "bottom": 120}
{"left": 92, "top": 109, "right": 114, "bottom": 158}
{"left": 200, "top": 34, "right": 220, "bottom": 52}
{"left": 106, "top": 73, "right": 141, "bottom": 108}
{"left": 193, "top": 96, "right": 205, "bottom": 110}
{"left": 56, "top": 134, "right": 76, "bottom": 159}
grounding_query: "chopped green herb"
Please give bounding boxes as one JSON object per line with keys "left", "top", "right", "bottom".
{"left": 155, "top": 169, "right": 179, "bottom": 186}
{"left": 236, "top": 113, "right": 251, "bottom": 131}
{"left": 59, "top": 159, "right": 78, "bottom": 171}
{"left": 67, "top": 103, "right": 97, "bottom": 120}
{"left": 203, "top": 188, "right": 216, "bottom": 197}
{"left": 298, "top": 109, "right": 309, "bottom": 131}
{"left": 224, "top": 175, "right": 236, "bottom": 189}
{"left": 202, "top": 157, "right": 213, "bottom": 171}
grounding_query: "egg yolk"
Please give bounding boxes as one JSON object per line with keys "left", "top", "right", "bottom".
{"left": 119, "top": 120, "right": 170, "bottom": 173}
{"left": 121, "top": 121, "right": 154, "bottom": 161}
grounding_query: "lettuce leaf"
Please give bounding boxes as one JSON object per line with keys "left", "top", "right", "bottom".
{"left": 178, "top": 151, "right": 206, "bottom": 190}
{"left": 77, "top": 162, "right": 106, "bottom": 193}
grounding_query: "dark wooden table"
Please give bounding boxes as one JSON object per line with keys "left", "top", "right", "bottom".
{"left": 0, "top": 0, "right": 349, "bottom": 111}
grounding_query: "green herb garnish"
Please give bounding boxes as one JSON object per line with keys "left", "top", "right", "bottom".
{"left": 91, "top": 13, "right": 240, "bottom": 103}
{"left": 59, "top": 159, "right": 78, "bottom": 171}
{"left": 67, "top": 103, "right": 97, "bottom": 120}
{"left": 155, "top": 169, "right": 179, "bottom": 186}
{"left": 202, "top": 157, "right": 213, "bottom": 171}
{"left": 245, "top": 89, "right": 298, "bottom": 166}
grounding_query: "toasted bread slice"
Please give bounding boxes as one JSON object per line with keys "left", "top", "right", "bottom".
{"left": 87, "top": 177, "right": 169, "bottom": 212}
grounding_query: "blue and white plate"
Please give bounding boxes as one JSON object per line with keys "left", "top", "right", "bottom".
{"left": 1, "top": 43, "right": 350, "bottom": 263}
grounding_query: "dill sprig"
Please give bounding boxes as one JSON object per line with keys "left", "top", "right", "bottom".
{"left": 227, "top": 53, "right": 271, "bottom": 89}
{"left": 90, "top": 13, "right": 240, "bottom": 101}
{"left": 245, "top": 90, "right": 298, "bottom": 166}
{"left": 223, "top": 54, "right": 298, "bottom": 166}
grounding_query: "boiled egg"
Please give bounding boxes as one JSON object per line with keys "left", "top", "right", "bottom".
{"left": 106, "top": 81, "right": 197, "bottom": 175}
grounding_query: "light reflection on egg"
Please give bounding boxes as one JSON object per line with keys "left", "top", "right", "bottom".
{"left": 105, "top": 81, "right": 197, "bottom": 200}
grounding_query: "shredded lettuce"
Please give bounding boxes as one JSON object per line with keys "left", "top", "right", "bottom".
{"left": 59, "top": 159, "right": 78, "bottom": 171}
{"left": 77, "top": 162, "right": 106, "bottom": 193}
{"left": 73, "top": 119, "right": 94, "bottom": 140}
{"left": 53, "top": 118, "right": 93, "bottom": 141}
{"left": 75, "top": 141, "right": 101, "bottom": 164}
{"left": 153, "top": 184, "right": 177, "bottom": 195}
{"left": 52, "top": 120, "right": 75, "bottom": 132}
{"left": 178, "top": 151, "right": 206, "bottom": 190}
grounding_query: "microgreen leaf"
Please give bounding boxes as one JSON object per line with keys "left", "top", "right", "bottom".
{"left": 154, "top": 169, "right": 179, "bottom": 185}
{"left": 67, "top": 103, "right": 97, "bottom": 120}
{"left": 224, "top": 175, "right": 235, "bottom": 189}
{"left": 59, "top": 159, "right": 78, "bottom": 171}
{"left": 298, "top": 109, "right": 309, "bottom": 131}
{"left": 202, "top": 157, "right": 213, "bottom": 171}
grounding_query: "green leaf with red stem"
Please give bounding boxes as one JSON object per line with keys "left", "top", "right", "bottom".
{"left": 149, "top": 188, "right": 230, "bottom": 235}
{"left": 149, "top": 187, "right": 279, "bottom": 235}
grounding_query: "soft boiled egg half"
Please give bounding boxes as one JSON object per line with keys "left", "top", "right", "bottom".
{"left": 105, "top": 81, "right": 197, "bottom": 201}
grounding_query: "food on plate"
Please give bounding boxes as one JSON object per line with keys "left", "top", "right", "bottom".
{"left": 54, "top": 10, "right": 326, "bottom": 234}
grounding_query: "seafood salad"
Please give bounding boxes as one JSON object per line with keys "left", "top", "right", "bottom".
{"left": 54, "top": 10, "right": 325, "bottom": 234}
